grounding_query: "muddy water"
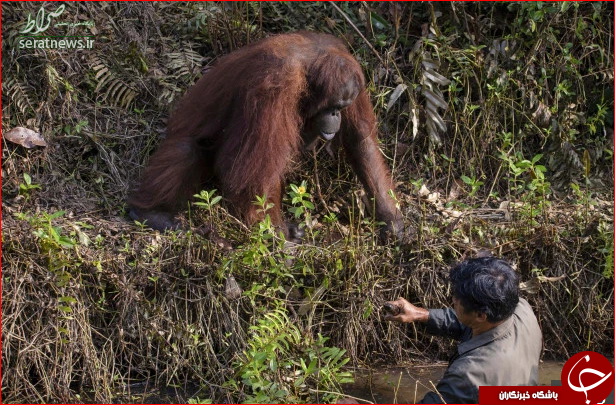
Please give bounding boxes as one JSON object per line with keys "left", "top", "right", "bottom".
{"left": 342, "top": 360, "right": 566, "bottom": 404}
{"left": 95, "top": 360, "right": 602, "bottom": 403}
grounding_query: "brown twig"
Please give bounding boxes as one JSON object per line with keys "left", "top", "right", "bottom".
{"left": 328, "top": 1, "right": 385, "bottom": 66}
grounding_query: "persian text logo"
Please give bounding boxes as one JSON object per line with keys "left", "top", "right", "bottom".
{"left": 18, "top": 5, "right": 95, "bottom": 50}
{"left": 561, "top": 351, "right": 614, "bottom": 404}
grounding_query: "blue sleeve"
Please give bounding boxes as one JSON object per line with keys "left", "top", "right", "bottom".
{"left": 425, "top": 308, "right": 468, "bottom": 339}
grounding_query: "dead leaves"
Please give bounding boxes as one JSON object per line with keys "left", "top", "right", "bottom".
{"left": 3, "top": 127, "right": 47, "bottom": 148}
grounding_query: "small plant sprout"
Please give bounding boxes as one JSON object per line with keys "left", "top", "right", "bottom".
{"left": 460, "top": 174, "right": 484, "bottom": 197}
{"left": 194, "top": 189, "right": 222, "bottom": 212}
{"left": 19, "top": 173, "right": 41, "bottom": 200}
{"left": 288, "top": 181, "right": 314, "bottom": 230}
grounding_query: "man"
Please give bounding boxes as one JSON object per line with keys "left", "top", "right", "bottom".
{"left": 384, "top": 257, "right": 543, "bottom": 404}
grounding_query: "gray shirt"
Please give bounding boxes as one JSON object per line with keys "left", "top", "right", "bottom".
{"left": 419, "top": 298, "right": 542, "bottom": 404}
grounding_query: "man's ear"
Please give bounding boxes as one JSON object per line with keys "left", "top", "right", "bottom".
{"left": 476, "top": 312, "right": 488, "bottom": 323}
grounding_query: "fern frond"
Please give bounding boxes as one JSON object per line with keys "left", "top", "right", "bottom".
{"left": 2, "top": 77, "right": 36, "bottom": 115}
{"left": 90, "top": 56, "right": 138, "bottom": 108}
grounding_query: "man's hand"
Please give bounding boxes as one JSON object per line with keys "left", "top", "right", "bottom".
{"left": 383, "top": 297, "right": 429, "bottom": 323}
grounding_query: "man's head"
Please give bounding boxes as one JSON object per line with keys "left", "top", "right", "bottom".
{"left": 449, "top": 257, "right": 520, "bottom": 324}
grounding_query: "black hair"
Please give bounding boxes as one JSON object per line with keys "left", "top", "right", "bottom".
{"left": 449, "top": 257, "right": 520, "bottom": 323}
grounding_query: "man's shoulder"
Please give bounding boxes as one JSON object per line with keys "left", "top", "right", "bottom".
{"left": 513, "top": 297, "right": 543, "bottom": 347}
{"left": 515, "top": 298, "right": 539, "bottom": 322}
{"left": 517, "top": 297, "right": 531, "bottom": 310}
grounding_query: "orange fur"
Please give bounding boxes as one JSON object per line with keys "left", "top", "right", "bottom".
{"left": 129, "top": 31, "right": 402, "bottom": 237}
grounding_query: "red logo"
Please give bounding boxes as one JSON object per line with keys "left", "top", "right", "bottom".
{"left": 561, "top": 351, "right": 613, "bottom": 404}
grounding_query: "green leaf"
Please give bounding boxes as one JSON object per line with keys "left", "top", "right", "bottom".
{"left": 50, "top": 210, "right": 66, "bottom": 220}
{"left": 460, "top": 175, "right": 473, "bottom": 184}
{"left": 58, "top": 296, "right": 77, "bottom": 304}
{"left": 306, "top": 358, "right": 317, "bottom": 376}
{"left": 59, "top": 236, "right": 76, "bottom": 248}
